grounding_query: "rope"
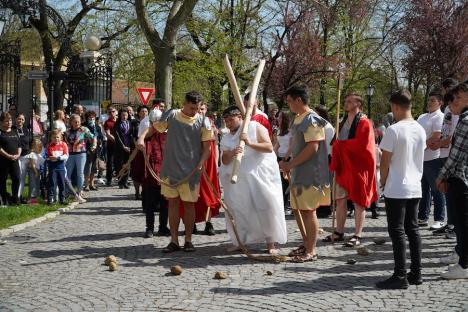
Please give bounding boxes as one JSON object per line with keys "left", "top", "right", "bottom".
{"left": 118, "top": 147, "right": 287, "bottom": 263}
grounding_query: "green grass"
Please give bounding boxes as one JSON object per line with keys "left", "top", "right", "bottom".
{"left": 1, "top": 178, "right": 67, "bottom": 230}
{"left": 0, "top": 202, "right": 65, "bottom": 229}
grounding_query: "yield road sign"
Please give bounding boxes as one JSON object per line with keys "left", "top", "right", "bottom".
{"left": 137, "top": 87, "right": 154, "bottom": 106}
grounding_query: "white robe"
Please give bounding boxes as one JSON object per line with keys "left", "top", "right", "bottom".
{"left": 220, "top": 121, "right": 287, "bottom": 246}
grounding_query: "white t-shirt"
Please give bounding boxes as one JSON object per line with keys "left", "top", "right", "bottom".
{"left": 24, "top": 152, "right": 45, "bottom": 168}
{"left": 138, "top": 115, "right": 150, "bottom": 137}
{"left": 380, "top": 119, "right": 426, "bottom": 199}
{"left": 276, "top": 133, "right": 291, "bottom": 158}
{"left": 440, "top": 106, "right": 459, "bottom": 158}
{"left": 53, "top": 120, "right": 67, "bottom": 133}
{"left": 324, "top": 121, "right": 335, "bottom": 155}
{"left": 417, "top": 109, "right": 444, "bottom": 161}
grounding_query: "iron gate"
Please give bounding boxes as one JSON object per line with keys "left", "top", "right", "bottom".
{"left": 66, "top": 52, "right": 112, "bottom": 115}
{"left": 0, "top": 39, "right": 20, "bottom": 112}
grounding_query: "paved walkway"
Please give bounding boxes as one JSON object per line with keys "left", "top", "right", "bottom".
{"left": 0, "top": 186, "right": 467, "bottom": 311}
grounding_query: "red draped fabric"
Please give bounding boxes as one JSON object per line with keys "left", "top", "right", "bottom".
{"left": 180, "top": 140, "right": 221, "bottom": 223}
{"left": 330, "top": 117, "right": 378, "bottom": 208}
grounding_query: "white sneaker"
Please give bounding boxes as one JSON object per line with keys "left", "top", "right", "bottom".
{"left": 441, "top": 264, "right": 468, "bottom": 279}
{"left": 430, "top": 221, "right": 445, "bottom": 230}
{"left": 440, "top": 252, "right": 459, "bottom": 265}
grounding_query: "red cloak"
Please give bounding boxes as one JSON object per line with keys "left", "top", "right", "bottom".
{"left": 180, "top": 140, "right": 221, "bottom": 223}
{"left": 329, "top": 117, "right": 378, "bottom": 208}
{"left": 136, "top": 132, "right": 165, "bottom": 186}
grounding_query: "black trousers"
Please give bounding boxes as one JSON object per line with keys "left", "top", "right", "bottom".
{"left": 385, "top": 197, "right": 422, "bottom": 276}
{"left": 448, "top": 178, "right": 468, "bottom": 269}
{"left": 114, "top": 149, "right": 129, "bottom": 186}
{"left": 106, "top": 144, "right": 115, "bottom": 183}
{"left": 0, "top": 159, "right": 20, "bottom": 204}
{"left": 142, "top": 184, "right": 168, "bottom": 232}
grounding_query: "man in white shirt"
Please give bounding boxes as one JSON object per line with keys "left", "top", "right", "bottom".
{"left": 416, "top": 92, "right": 446, "bottom": 229}
{"left": 377, "top": 89, "right": 426, "bottom": 289}
{"left": 138, "top": 99, "right": 165, "bottom": 137}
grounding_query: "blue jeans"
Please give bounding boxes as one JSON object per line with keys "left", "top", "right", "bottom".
{"left": 48, "top": 169, "right": 66, "bottom": 203}
{"left": 66, "top": 153, "right": 86, "bottom": 193}
{"left": 418, "top": 158, "right": 446, "bottom": 222}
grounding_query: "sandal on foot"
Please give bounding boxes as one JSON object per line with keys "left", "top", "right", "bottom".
{"left": 322, "top": 231, "right": 344, "bottom": 242}
{"left": 288, "top": 245, "right": 306, "bottom": 256}
{"left": 183, "top": 241, "right": 196, "bottom": 252}
{"left": 344, "top": 235, "right": 361, "bottom": 247}
{"left": 290, "top": 254, "right": 318, "bottom": 263}
{"left": 162, "top": 242, "right": 181, "bottom": 253}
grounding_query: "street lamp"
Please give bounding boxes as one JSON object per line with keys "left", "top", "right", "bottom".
{"left": 366, "top": 83, "right": 374, "bottom": 119}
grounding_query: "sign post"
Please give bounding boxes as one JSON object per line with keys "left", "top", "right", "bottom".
{"left": 137, "top": 87, "right": 154, "bottom": 106}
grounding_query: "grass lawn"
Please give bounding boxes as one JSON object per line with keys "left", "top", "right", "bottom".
{"left": 0, "top": 179, "right": 68, "bottom": 230}
{"left": 0, "top": 202, "right": 65, "bottom": 229}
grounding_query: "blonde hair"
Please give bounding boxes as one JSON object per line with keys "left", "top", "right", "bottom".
{"left": 54, "top": 110, "right": 65, "bottom": 121}
{"left": 31, "top": 138, "right": 43, "bottom": 153}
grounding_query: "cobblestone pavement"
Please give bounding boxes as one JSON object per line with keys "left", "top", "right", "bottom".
{"left": 0, "top": 185, "right": 467, "bottom": 312}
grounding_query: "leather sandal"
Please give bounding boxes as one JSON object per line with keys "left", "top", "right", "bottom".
{"left": 288, "top": 245, "right": 306, "bottom": 256}
{"left": 344, "top": 235, "right": 361, "bottom": 247}
{"left": 162, "top": 242, "right": 181, "bottom": 253}
{"left": 322, "top": 231, "right": 344, "bottom": 242}
{"left": 290, "top": 254, "right": 318, "bottom": 263}
{"left": 183, "top": 241, "right": 196, "bottom": 252}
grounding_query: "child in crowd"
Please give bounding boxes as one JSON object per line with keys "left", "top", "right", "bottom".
{"left": 22, "top": 139, "right": 45, "bottom": 204}
{"left": 46, "top": 129, "right": 69, "bottom": 205}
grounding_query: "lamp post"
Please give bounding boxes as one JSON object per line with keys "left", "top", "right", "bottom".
{"left": 366, "top": 83, "right": 374, "bottom": 120}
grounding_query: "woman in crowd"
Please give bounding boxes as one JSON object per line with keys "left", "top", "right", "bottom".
{"left": 14, "top": 113, "right": 32, "bottom": 203}
{"left": 83, "top": 111, "right": 104, "bottom": 191}
{"left": 53, "top": 110, "right": 67, "bottom": 133}
{"left": 114, "top": 109, "right": 132, "bottom": 189}
{"left": 64, "top": 114, "right": 96, "bottom": 197}
{"left": 0, "top": 112, "right": 21, "bottom": 205}
{"left": 130, "top": 105, "right": 148, "bottom": 199}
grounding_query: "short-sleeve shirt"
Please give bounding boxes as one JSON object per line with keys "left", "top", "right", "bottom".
{"left": 155, "top": 109, "right": 212, "bottom": 188}
{"left": 0, "top": 129, "right": 21, "bottom": 156}
{"left": 380, "top": 120, "right": 426, "bottom": 198}
{"left": 290, "top": 110, "right": 329, "bottom": 189}
{"left": 440, "top": 106, "right": 459, "bottom": 158}
{"left": 104, "top": 119, "right": 116, "bottom": 145}
{"left": 417, "top": 109, "right": 444, "bottom": 161}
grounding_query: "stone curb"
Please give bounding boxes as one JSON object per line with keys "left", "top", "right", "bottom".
{"left": 0, "top": 201, "right": 79, "bottom": 238}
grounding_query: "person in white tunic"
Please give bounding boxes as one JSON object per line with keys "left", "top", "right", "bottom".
{"left": 219, "top": 106, "right": 287, "bottom": 254}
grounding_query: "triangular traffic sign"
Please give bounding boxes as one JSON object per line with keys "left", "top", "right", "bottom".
{"left": 137, "top": 87, "right": 155, "bottom": 106}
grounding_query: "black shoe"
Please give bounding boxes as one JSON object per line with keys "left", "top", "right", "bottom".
{"left": 20, "top": 197, "right": 28, "bottom": 204}
{"left": 156, "top": 227, "right": 171, "bottom": 236}
{"left": 371, "top": 209, "right": 379, "bottom": 219}
{"left": 192, "top": 224, "right": 198, "bottom": 234}
{"left": 144, "top": 229, "right": 154, "bottom": 238}
{"left": 376, "top": 274, "right": 409, "bottom": 289}
{"left": 204, "top": 222, "right": 215, "bottom": 236}
{"left": 90, "top": 185, "right": 98, "bottom": 191}
{"left": 123, "top": 184, "right": 130, "bottom": 189}
{"left": 135, "top": 193, "right": 141, "bottom": 200}
{"left": 407, "top": 271, "right": 423, "bottom": 285}
{"left": 119, "top": 184, "right": 124, "bottom": 189}
{"left": 106, "top": 181, "right": 112, "bottom": 187}
{"left": 432, "top": 224, "right": 453, "bottom": 236}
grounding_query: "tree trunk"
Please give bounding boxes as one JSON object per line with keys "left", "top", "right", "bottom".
{"left": 154, "top": 46, "right": 176, "bottom": 107}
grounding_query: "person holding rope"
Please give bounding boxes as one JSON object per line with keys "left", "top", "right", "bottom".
{"left": 220, "top": 106, "right": 287, "bottom": 254}
{"left": 152, "top": 91, "right": 212, "bottom": 253}
{"left": 279, "top": 86, "right": 331, "bottom": 262}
